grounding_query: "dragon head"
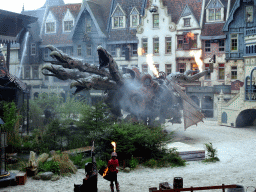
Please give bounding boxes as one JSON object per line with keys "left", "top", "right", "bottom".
{"left": 97, "top": 45, "right": 113, "bottom": 70}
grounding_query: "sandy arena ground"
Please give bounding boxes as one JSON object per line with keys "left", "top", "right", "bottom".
{"left": 1, "top": 119, "right": 256, "bottom": 192}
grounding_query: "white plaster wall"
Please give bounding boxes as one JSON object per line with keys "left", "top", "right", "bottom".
{"left": 136, "top": 0, "right": 176, "bottom": 75}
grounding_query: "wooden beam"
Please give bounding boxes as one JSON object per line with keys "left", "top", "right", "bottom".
{"left": 151, "top": 184, "right": 238, "bottom": 192}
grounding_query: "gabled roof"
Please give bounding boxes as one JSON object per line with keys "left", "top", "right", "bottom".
{"left": 201, "top": 0, "right": 229, "bottom": 38}
{"left": 41, "top": 4, "right": 81, "bottom": 46}
{"left": 162, "top": 0, "right": 203, "bottom": 24}
{"left": 223, "top": 0, "right": 240, "bottom": 32}
{"left": 87, "top": 0, "right": 112, "bottom": 35}
{"left": 42, "top": 0, "right": 65, "bottom": 8}
{"left": 70, "top": 0, "right": 111, "bottom": 38}
{"left": 107, "top": 0, "right": 145, "bottom": 42}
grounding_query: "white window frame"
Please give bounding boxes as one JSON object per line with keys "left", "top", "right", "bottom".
{"left": 63, "top": 9, "right": 74, "bottom": 32}
{"left": 86, "top": 44, "right": 92, "bottom": 56}
{"left": 63, "top": 20, "right": 74, "bottom": 32}
{"left": 45, "top": 11, "right": 56, "bottom": 34}
{"left": 231, "top": 66, "right": 237, "bottom": 80}
{"left": 31, "top": 43, "right": 36, "bottom": 55}
{"left": 206, "top": 8, "right": 224, "bottom": 22}
{"left": 130, "top": 7, "right": 139, "bottom": 28}
{"left": 111, "top": 4, "right": 126, "bottom": 29}
{"left": 231, "top": 34, "right": 238, "bottom": 52}
{"left": 45, "top": 22, "right": 56, "bottom": 33}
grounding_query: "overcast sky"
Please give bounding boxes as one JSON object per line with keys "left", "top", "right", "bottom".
{"left": 2, "top": 0, "right": 81, "bottom": 14}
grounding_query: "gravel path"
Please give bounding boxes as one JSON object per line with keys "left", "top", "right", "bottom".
{"left": 1, "top": 120, "right": 256, "bottom": 192}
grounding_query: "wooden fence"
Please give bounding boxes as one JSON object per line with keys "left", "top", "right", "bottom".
{"left": 150, "top": 184, "right": 240, "bottom": 192}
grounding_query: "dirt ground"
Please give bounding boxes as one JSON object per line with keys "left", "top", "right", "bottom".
{"left": 1, "top": 119, "right": 256, "bottom": 192}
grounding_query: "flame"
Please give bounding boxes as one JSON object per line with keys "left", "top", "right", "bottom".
{"left": 111, "top": 141, "right": 116, "bottom": 152}
{"left": 186, "top": 32, "right": 195, "bottom": 40}
{"left": 190, "top": 50, "right": 203, "bottom": 72}
{"left": 146, "top": 54, "right": 159, "bottom": 77}
{"left": 103, "top": 167, "right": 108, "bottom": 177}
{"left": 138, "top": 48, "right": 145, "bottom": 56}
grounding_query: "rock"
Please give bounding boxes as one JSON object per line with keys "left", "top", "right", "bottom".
{"left": 28, "top": 151, "right": 37, "bottom": 167}
{"left": 37, "top": 153, "right": 49, "bottom": 164}
{"left": 40, "top": 172, "right": 54, "bottom": 180}
{"left": 33, "top": 175, "right": 41, "bottom": 180}
{"left": 50, "top": 150, "right": 56, "bottom": 156}
{"left": 47, "top": 157, "right": 53, "bottom": 162}
{"left": 51, "top": 175, "right": 60, "bottom": 181}
{"left": 124, "top": 167, "right": 131, "bottom": 173}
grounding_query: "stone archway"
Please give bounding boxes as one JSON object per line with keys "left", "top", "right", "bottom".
{"left": 236, "top": 109, "right": 256, "bottom": 127}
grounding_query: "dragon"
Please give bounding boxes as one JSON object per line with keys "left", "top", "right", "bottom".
{"left": 42, "top": 45, "right": 213, "bottom": 129}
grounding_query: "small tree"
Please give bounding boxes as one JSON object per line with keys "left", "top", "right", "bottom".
{"left": 203, "top": 142, "right": 220, "bottom": 162}
{"left": 1, "top": 101, "right": 22, "bottom": 152}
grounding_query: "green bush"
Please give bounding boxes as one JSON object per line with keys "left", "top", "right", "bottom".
{"left": 144, "top": 159, "right": 157, "bottom": 168}
{"left": 91, "top": 122, "right": 172, "bottom": 162}
{"left": 22, "top": 141, "right": 33, "bottom": 151}
{"left": 38, "top": 161, "right": 60, "bottom": 174}
{"left": 96, "top": 159, "right": 107, "bottom": 169}
{"left": 128, "top": 157, "right": 139, "bottom": 169}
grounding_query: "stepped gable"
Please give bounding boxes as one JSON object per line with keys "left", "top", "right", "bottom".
{"left": 41, "top": 3, "right": 81, "bottom": 45}
{"left": 162, "top": 0, "right": 203, "bottom": 24}
{"left": 107, "top": 0, "right": 144, "bottom": 42}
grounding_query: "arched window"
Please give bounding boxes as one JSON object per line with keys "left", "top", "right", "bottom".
{"left": 221, "top": 112, "right": 227, "bottom": 123}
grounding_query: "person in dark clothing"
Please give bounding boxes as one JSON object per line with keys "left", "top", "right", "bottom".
{"left": 108, "top": 152, "right": 120, "bottom": 192}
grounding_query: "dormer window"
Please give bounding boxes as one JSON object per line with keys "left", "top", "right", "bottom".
{"left": 206, "top": 0, "right": 224, "bottom": 22}
{"left": 130, "top": 7, "right": 139, "bottom": 28}
{"left": 209, "top": 8, "right": 221, "bottom": 21}
{"left": 112, "top": 4, "right": 126, "bottom": 29}
{"left": 45, "top": 11, "right": 56, "bottom": 34}
{"left": 64, "top": 21, "right": 73, "bottom": 32}
{"left": 46, "top": 22, "right": 55, "bottom": 33}
{"left": 63, "top": 9, "right": 74, "bottom": 32}
{"left": 246, "top": 6, "right": 253, "bottom": 23}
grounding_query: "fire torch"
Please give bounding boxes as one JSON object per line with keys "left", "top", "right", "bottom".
{"left": 99, "top": 141, "right": 116, "bottom": 181}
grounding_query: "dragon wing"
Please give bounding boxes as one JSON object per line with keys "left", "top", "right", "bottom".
{"left": 170, "top": 82, "right": 204, "bottom": 130}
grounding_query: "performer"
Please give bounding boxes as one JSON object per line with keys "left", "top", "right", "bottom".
{"left": 108, "top": 152, "right": 120, "bottom": 192}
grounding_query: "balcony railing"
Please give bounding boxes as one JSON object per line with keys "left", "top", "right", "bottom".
{"left": 246, "top": 27, "right": 256, "bottom": 36}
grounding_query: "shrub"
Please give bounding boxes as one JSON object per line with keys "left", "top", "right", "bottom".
{"left": 96, "top": 159, "right": 107, "bottom": 169}
{"left": 91, "top": 122, "right": 172, "bottom": 162}
{"left": 128, "top": 157, "right": 139, "bottom": 169}
{"left": 52, "top": 153, "right": 77, "bottom": 175}
{"left": 144, "top": 159, "right": 157, "bottom": 168}
{"left": 38, "top": 161, "right": 60, "bottom": 174}
{"left": 203, "top": 142, "right": 220, "bottom": 162}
